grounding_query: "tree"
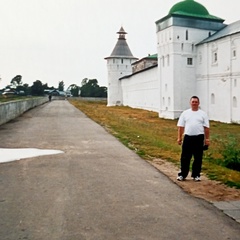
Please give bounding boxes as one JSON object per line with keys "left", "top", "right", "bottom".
{"left": 81, "top": 78, "right": 88, "bottom": 86}
{"left": 42, "top": 83, "right": 49, "bottom": 90}
{"left": 58, "top": 81, "right": 64, "bottom": 91}
{"left": 31, "top": 80, "right": 44, "bottom": 96}
{"left": 11, "top": 75, "right": 22, "bottom": 87}
{"left": 67, "top": 84, "right": 80, "bottom": 97}
{"left": 96, "top": 86, "right": 107, "bottom": 98}
{"left": 80, "top": 78, "right": 107, "bottom": 98}
{"left": 16, "top": 84, "right": 31, "bottom": 95}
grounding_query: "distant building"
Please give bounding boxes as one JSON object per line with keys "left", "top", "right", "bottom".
{"left": 105, "top": 0, "right": 240, "bottom": 123}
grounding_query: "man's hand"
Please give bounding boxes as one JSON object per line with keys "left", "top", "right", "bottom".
{"left": 177, "top": 138, "right": 182, "bottom": 145}
{"left": 177, "top": 127, "right": 184, "bottom": 145}
{"left": 205, "top": 139, "right": 210, "bottom": 146}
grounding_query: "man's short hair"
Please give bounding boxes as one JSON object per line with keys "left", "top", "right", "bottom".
{"left": 190, "top": 96, "right": 199, "bottom": 102}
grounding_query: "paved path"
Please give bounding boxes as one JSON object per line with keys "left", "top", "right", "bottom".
{"left": 0, "top": 100, "right": 240, "bottom": 240}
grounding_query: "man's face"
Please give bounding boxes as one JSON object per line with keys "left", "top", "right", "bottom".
{"left": 190, "top": 98, "right": 199, "bottom": 110}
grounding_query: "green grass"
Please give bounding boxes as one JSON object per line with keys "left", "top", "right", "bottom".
{"left": 69, "top": 99, "right": 240, "bottom": 189}
{"left": 0, "top": 95, "right": 33, "bottom": 103}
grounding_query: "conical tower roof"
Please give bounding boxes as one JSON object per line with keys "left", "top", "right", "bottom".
{"left": 105, "top": 27, "right": 137, "bottom": 60}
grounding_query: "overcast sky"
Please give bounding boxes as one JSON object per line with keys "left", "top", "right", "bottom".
{"left": 0, "top": 0, "right": 239, "bottom": 90}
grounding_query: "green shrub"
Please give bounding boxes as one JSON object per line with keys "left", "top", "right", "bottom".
{"left": 221, "top": 136, "right": 240, "bottom": 171}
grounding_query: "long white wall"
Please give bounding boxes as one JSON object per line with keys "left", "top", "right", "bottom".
{"left": 121, "top": 66, "right": 159, "bottom": 112}
{"left": 196, "top": 33, "right": 240, "bottom": 123}
{"left": 0, "top": 97, "right": 48, "bottom": 126}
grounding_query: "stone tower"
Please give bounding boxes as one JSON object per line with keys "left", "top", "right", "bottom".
{"left": 105, "top": 27, "right": 138, "bottom": 106}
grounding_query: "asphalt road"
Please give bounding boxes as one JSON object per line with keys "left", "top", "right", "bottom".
{"left": 0, "top": 100, "right": 240, "bottom": 240}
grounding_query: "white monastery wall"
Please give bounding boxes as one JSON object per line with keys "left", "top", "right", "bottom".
{"left": 209, "top": 37, "right": 232, "bottom": 123}
{"left": 196, "top": 33, "right": 240, "bottom": 123}
{"left": 121, "top": 66, "right": 159, "bottom": 112}
{"left": 231, "top": 36, "right": 240, "bottom": 123}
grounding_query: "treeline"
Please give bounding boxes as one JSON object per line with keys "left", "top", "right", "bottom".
{"left": 0, "top": 75, "right": 107, "bottom": 98}
{"left": 68, "top": 78, "right": 107, "bottom": 97}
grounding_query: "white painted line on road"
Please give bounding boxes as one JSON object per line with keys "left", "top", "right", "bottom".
{"left": 0, "top": 148, "right": 64, "bottom": 163}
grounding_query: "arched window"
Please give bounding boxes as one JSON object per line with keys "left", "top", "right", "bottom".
{"left": 211, "top": 43, "right": 218, "bottom": 64}
{"left": 214, "top": 52, "right": 218, "bottom": 62}
{"left": 198, "top": 52, "right": 202, "bottom": 64}
{"left": 211, "top": 93, "right": 215, "bottom": 104}
{"left": 233, "top": 96, "right": 237, "bottom": 108}
{"left": 232, "top": 49, "right": 237, "bottom": 58}
{"left": 234, "top": 79, "right": 237, "bottom": 87}
{"left": 168, "top": 97, "right": 171, "bottom": 106}
{"left": 167, "top": 55, "right": 170, "bottom": 66}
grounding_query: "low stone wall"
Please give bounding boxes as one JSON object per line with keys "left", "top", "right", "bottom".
{"left": 0, "top": 97, "right": 48, "bottom": 126}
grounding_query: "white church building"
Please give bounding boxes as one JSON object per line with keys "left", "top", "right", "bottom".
{"left": 105, "top": 0, "right": 240, "bottom": 124}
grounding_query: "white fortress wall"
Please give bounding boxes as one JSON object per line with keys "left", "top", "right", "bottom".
{"left": 120, "top": 66, "right": 159, "bottom": 112}
{"left": 197, "top": 33, "right": 240, "bottom": 123}
{"left": 230, "top": 35, "right": 240, "bottom": 123}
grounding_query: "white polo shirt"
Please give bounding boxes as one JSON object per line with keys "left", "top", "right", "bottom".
{"left": 177, "top": 109, "right": 209, "bottom": 136}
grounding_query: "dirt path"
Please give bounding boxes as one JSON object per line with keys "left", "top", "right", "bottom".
{"left": 150, "top": 159, "right": 240, "bottom": 202}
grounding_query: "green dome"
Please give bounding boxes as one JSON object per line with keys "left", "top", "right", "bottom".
{"left": 169, "top": 0, "right": 209, "bottom": 16}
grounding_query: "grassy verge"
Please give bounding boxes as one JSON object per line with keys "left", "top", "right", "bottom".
{"left": 0, "top": 96, "right": 33, "bottom": 103}
{"left": 69, "top": 99, "right": 240, "bottom": 188}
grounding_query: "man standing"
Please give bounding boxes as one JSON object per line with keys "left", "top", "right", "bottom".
{"left": 177, "top": 96, "right": 210, "bottom": 181}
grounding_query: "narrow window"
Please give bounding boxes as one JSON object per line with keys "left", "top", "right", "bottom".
{"left": 198, "top": 52, "right": 202, "bottom": 63}
{"left": 213, "top": 52, "right": 218, "bottom": 63}
{"left": 234, "top": 79, "right": 237, "bottom": 87}
{"left": 167, "top": 55, "right": 170, "bottom": 66}
{"left": 211, "top": 93, "right": 215, "bottom": 104}
{"left": 233, "top": 49, "right": 236, "bottom": 58}
{"left": 121, "top": 59, "right": 124, "bottom": 64}
{"left": 233, "top": 96, "right": 237, "bottom": 108}
{"left": 168, "top": 97, "right": 171, "bottom": 106}
{"left": 187, "top": 58, "right": 193, "bottom": 65}
{"left": 186, "top": 30, "right": 188, "bottom": 40}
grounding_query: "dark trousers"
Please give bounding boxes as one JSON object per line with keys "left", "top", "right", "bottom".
{"left": 179, "top": 134, "right": 204, "bottom": 178}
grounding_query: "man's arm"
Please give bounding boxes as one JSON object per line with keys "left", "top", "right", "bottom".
{"left": 204, "top": 127, "right": 210, "bottom": 146}
{"left": 177, "top": 127, "right": 184, "bottom": 145}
